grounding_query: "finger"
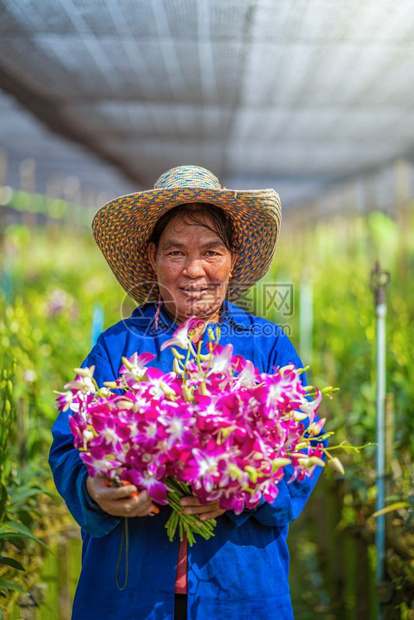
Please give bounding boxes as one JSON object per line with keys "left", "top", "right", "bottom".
{"left": 180, "top": 496, "right": 220, "bottom": 508}
{"left": 102, "top": 477, "right": 142, "bottom": 497}
{"left": 105, "top": 495, "right": 153, "bottom": 517}
{"left": 105, "top": 489, "right": 151, "bottom": 511}
{"left": 122, "top": 489, "right": 152, "bottom": 510}
{"left": 181, "top": 505, "right": 204, "bottom": 514}
{"left": 115, "top": 498, "right": 157, "bottom": 518}
{"left": 180, "top": 495, "right": 220, "bottom": 507}
{"left": 199, "top": 510, "right": 225, "bottom": 521}
{"left": 180, "top": 496, "right": 203, "bottom": 507}
{"left": 100, "top": 485, "right": 143, "bottom": 502}
{"left": 129, "top": 503, "right": 159, "bottom": 518}
{"left": 111, "top": 485, "right": 141, "bottom": 500}
{"left": 182, "top": 504, "right": 219, "bottom": 515}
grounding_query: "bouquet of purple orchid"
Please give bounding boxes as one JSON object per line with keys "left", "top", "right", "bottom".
{"left": 56, "top": 317, "right": 343, "bottom": 545}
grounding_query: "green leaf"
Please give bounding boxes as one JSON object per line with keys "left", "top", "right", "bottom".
{"left": 0, "top": 579, "right": 28, "bottom": 594}
{"left": 16, "top": 510, "right": 34, "bottom": 529}
{"left": 8, "top": 487, "right": 45, "bottom": 507}
{"left": 371, "top": 502, "right": 410, "bottom": 518}
{"left": 384, "top": 495, "right": 402, "bottom": 503}
{"left": 7, "top": 537, "right": 24, "bottom": 551}
{"left": 0, "top": 485, "right": 7, "bottom": 519}
{"left": 0, "top": 521, "right": 48, "bottom": 548}
{"left": 0, "top": 555, "right": 25, "bottom": 571}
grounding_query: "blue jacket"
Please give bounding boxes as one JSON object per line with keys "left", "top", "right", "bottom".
{"left": 49, "top": 301, "right": 324, "bottom": 620}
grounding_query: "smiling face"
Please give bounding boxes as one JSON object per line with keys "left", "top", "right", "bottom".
{"left": 147, "top": 212, "right": 237, "bottom": 325}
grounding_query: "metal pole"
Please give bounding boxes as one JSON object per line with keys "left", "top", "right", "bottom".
{"left": 370, "top": 261, "right": 390, "bottom": 618}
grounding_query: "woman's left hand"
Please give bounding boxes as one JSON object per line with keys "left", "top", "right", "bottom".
{"left": 180, "top": 496, "right": 226, "bottom": 521}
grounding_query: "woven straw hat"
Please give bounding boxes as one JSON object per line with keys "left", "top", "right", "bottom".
{"left": 92, "top": 165, "right": 282, "bottom": 304}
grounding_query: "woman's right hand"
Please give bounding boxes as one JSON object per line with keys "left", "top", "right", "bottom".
{"left": 86, "top": 475, "right": 156, "bottom": 517}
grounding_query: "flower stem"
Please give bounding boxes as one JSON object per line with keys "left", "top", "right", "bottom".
{"left": 164, "top": 477, "right": 216, "bottom": 545}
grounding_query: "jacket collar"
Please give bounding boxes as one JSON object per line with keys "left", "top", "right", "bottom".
{"left": 130, "top": 299, "right": 252, "bottom": 333}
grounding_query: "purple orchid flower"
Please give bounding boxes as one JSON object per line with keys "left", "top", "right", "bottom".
{"left": 123, "top": 469, "right": 168, "bottom": 505}
{"left": 119, "top": 352, "right": 156, "bottom": 388}
{"left": 56, "top": 391, "right": 76, "bottom": 412}
{"left": 64, "top": 366, "right": 96, "bottom": 394}
{"left": 205, "top": 344, "right": 234, "bottom": 376}
{"left": 160, "top": 316, "right": 204, "bottom": 352}
{"left": 80, "top": 446, "right": 122, "bottom": 477}
{"left": 63, "top": 332, "right": 331, "bottom": 540}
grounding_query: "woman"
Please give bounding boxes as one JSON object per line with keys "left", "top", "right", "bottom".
{"left": 49, "top": 165, "right": 323, "bottom": 620}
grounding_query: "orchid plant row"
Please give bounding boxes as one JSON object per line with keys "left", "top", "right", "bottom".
{"left": 57, "top": 317, "right": 342, "bottom": 544}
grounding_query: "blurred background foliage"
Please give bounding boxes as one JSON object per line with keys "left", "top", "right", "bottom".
{"left": 0, "top": 209, "right": 413, "bottom": 618}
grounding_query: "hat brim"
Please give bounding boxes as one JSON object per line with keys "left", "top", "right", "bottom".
{"left": 92, "top": 186, "right": 282, "bottom": 304}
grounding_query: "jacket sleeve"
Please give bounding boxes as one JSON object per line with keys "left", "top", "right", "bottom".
{"left": 48, "top": 337, "right": 121, "bottom": 537}
{"left": 227, "top": 328, "right": 326, "bottom": 529}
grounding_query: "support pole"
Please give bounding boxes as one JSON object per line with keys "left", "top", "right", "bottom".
{"left": 370, "top": 261, "right": 390, "bottom": 619}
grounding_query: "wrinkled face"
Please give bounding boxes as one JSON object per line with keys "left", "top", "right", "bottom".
{"left": 147, "top": 214, "right": 236, "bottom": 325}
